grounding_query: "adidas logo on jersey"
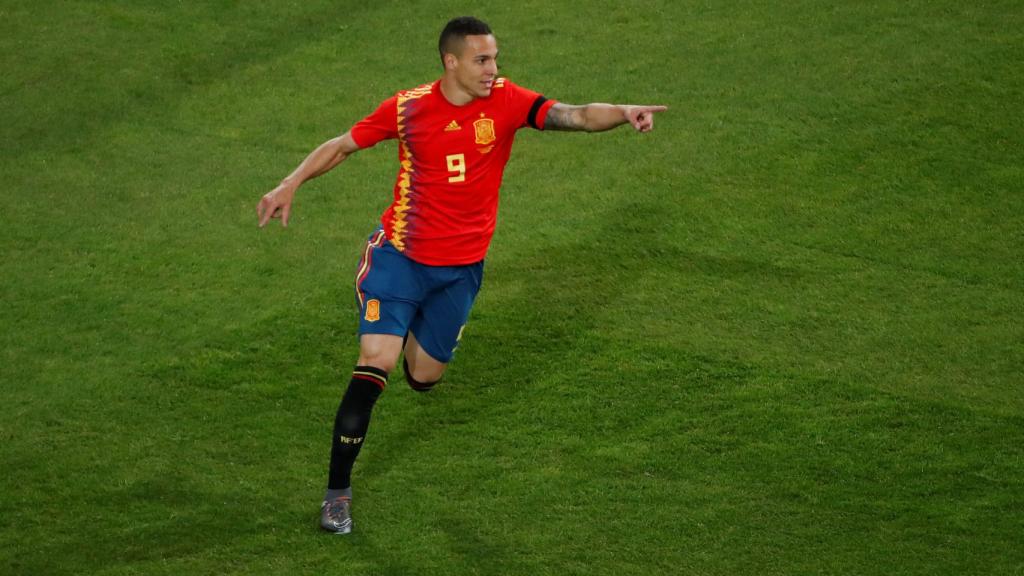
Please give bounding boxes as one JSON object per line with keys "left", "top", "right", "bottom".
{"left": 444, "top": 120, "right": 461, "bottom": 131}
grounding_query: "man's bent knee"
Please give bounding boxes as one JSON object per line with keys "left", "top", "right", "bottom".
{"left": 403, "top": 357, "right": 443, "bottom": 392}
{"left": 403, "top": 333, "right": 448, "bottom": 389}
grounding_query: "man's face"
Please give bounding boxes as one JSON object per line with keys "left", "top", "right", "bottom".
{"left": 449, "top": 34, "right": 499, "bottom": 99}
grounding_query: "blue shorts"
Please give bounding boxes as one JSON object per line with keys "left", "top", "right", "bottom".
{"left": 354, "top": 229, "right": 484, "bottom": 363}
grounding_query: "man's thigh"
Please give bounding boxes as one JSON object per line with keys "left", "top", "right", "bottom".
{"left": 355, "top": 231, "right": 421, "bottom": 338}
{"left": 403, "top": 330, "right": 447, "bottom": 383}
{"left": 408, "top": 261, "right": 484, "bottom": 364}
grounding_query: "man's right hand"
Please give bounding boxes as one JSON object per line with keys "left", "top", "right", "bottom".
{"left": 257, "top": 181, "right": 298, "bottom": 228}
{"left": 256, "top": 132, "right": 361, "bottom": 228}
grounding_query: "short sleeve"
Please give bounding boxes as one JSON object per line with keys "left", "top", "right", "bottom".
{"left": 504, "top": 80, "right": 558, "bottom": 130}
{"left": 349, "top": 96, "right": 398, "bottom": 149}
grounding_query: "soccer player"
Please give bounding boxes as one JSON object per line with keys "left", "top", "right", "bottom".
{"left": 256, "top": 16, "right": 666, "bottom": 534}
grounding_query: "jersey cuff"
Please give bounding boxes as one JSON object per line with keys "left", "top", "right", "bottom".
{"left": 528, "top": 96, "right": 558, "bottom": 130}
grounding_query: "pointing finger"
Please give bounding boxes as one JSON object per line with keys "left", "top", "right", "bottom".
{"left": 259, "top": 199, "right": 275, "bottom": 228}
{"left": 257, "top": 199, "right": 267, "bottom": 227}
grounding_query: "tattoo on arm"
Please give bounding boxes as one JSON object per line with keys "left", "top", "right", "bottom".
{"left": 544, "top": 103, "right": 588, "bottom": 131}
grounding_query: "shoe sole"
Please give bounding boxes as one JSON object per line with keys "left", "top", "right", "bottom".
{"left": 320, "top": 521, "right": 352, "bottom": 535}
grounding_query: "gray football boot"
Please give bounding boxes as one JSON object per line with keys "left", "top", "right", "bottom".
{"left": 320, "top": 496, "right": 353, "bottom": 534}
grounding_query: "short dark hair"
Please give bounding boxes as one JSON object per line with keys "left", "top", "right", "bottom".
{"left": 438, "top": 16, "right": 492, "bottom": 64}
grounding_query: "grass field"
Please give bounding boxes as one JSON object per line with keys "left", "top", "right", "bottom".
{"left": 2, "top": 1, "right": 1023, "bottom": 574}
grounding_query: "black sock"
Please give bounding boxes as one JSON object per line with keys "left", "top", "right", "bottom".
{"left": 327, "top": 365, "right": 387, "bottom": 490}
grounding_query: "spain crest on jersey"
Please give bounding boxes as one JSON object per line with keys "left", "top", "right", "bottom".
{"left": 473, "top": 118, "right": 495, "bottom": 145}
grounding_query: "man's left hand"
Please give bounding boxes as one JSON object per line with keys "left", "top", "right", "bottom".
{"left": 624, "top": 105, "right": 668, "bottom": 132}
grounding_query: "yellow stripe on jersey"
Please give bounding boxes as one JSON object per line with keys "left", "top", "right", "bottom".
{"left": 392, "top": 84, "right": 431, "bottom": 251}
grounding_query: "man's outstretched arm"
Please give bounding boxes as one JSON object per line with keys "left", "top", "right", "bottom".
{"left": 544, "top": 103, "right": 668, "bottom": 133}
{"left": 257, "top": 131, "right": 361, "bottom": 227}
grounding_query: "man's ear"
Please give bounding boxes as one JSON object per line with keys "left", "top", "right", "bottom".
{"left": 444, "top": 53, "right": 457, "bottom": 71}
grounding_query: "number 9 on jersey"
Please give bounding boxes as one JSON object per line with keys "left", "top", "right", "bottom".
{"left": 446, "top": 153, "right": 466, "bottom": 183}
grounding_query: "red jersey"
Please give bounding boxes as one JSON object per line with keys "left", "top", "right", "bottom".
{"left": 349, "top": 78, "right": 557, "bottom": 266}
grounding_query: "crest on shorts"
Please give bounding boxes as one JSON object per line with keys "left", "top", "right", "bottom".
{"left": 365, "top": 299, "right": 380, "bottom": 322}
{"left": 473, "top": 118, "right": 495, "bottom": 145}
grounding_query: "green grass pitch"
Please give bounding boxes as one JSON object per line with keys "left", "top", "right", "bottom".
{"left": 2, "top": 1, "right": 1022, "bottom": 574}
